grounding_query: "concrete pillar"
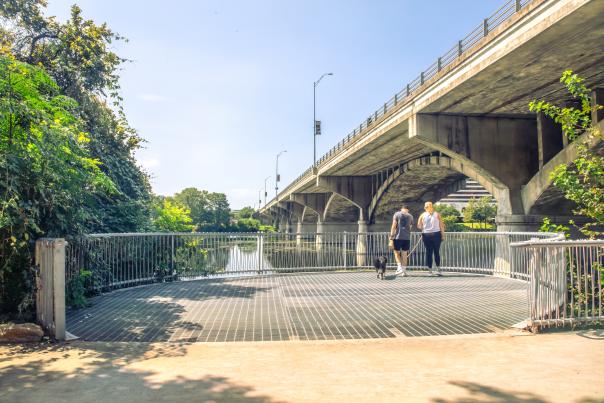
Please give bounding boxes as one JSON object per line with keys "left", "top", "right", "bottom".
{"left": 356, "top": 220, "right": 368, "bottom": 267}
{"left": 496, "top": 214, "right": 571, "bottom": 232}
{"left": 411, "top": 113, "right": 538, "bottom": 215}
{"left": 495, "top": 214, "right": 545, "bottom": 232}
{"left": 316, "top": 219, "right": 324, "bottom": 251}
{"left": 537, "top": 112, "right": 563, "bottom": 169}
{"left": 494, "top": 233, "right": 512, "bottom": 278}
{"left": 296, "top": 219, "right": 303, "bottom": 246}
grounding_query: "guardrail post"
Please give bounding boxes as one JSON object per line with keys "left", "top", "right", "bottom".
{"left": 394, "top": 93, "right": 398, "bottom": 105}
{"left": 458, "top": 40, "right": 463, "bottom": 56}
{"left": 483, "top": 18, "right": 489, "bottom": 37}
{"left": 383, "top": 103, "right": 387, "bottom": 114}
{"left": 406, "top": 84, "right": 410, "bottom": 96}
{"left": 170, "top": 234, "right": 175, "bottom": 277}
{"left": 420, "top": 72, "right": 425, "bottom": 85}
{"left": 257, "top": 233, "right": 263, "bottom": 275}
{"left": 35, "top": 238, "right": 66, "bottom": 341}
{"left": 437, "top": 57, "right": 442, "bottom": 72}
{"left": 515, "top": 0, "right": 521, "bottom": 12}
{"left": 343, "top": 232, "right": 348, "bottom": 268}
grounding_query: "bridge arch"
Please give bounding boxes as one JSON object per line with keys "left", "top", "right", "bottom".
{"left": 323, "top": 193, "right": 362, "bottom": 223}
{"left": 368, "top": 154, "right": 497, "bottom": 222}
{"left": 521, "top": 132, "right": 603, "bottom": 215}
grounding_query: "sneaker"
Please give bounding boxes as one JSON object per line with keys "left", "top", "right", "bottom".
{"left": 435, "top": 268, "right": 443, "bottom": 276}
{"left": 395, "top": 267, "right": 404, "bottom": 276}
{"left": 400, "top": 270, "right": 408, "bottom": 277}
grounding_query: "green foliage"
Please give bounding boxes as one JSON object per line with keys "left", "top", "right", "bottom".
{"left": 462, "top": 197, "right": 497, "bottom": 229}
{"left": 1, "top": 2, "right": 154, "bottom": 318}
{"left": 151, "top": 198, "right": 193, "bottom": 232}
{"left": 66, "top": 269, "right": 92, "bottom": 309}
{"left": 0, "top": 52, "right": 114, "bottom": 316}
{"left": 1, "top": 1, "right": 153, "bottom": 235}
{"left": 174, "top": 188, "right": 231, "bottom": 231}
{"left": 530, "top": 70, "right": 603, "bottom": 238}
{"left": 434, "top": 203, "right": 463, "bottom": 232}
{"left": 529, "top": 71, "right": 592, "bottom": 142}
{"left": 539, "top": 217, "right": 570, "bottom": 238}
{"left": 235, "top": 206, "right": 255, "bottom": 220}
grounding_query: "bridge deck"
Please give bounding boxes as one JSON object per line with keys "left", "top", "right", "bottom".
{"left": 67, "top": 271, "right": 528, "bottom": 342}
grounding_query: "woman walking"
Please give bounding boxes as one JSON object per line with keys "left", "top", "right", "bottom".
{"left": 417, "top": 201, "right": 445, "bottom": 276}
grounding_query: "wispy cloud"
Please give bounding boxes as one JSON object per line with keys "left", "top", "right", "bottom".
{"left": 138, "top": 93, "right": 167, "bottom": 102}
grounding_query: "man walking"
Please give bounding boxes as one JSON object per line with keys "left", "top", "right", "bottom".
{"left": 390, "top": 205, "right": 414, "bottom": 277}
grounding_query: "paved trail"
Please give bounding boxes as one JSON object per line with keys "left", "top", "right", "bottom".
{"left": 1, "top": 330, "right": 602, "bottom": 402}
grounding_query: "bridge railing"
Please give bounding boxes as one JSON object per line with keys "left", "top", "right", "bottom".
{"left": 266, "top": 0, "right": 538, "bottom": 207}
{"left": 511, "top": 239, "right": 604, "bottom": 330}
{"left": 64, "top": 231, "right": 558, "bottom": 294}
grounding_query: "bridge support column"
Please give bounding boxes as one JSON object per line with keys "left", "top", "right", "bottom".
{"left": 296, "top": 219, "right": 303, "bottom": 246}
{"left": 356, "top": 219, "right": 368, "bottom": 267}
{"left": 494, "top": 234, "right": 512, "bottom": 278}
{"left": 316, "top": 219, "right": 324, "bottom": 251}
{"left": 537, "top": 112, "right": 563, "bottom": 169}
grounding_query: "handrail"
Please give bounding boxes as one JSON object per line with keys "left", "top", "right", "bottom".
{"left": 263, "top": 0, "right": 539, "bottom": 210}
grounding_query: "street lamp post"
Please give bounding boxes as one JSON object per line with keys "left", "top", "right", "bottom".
{"left": 313, "top": 72, "right": 333, "bottom": 171}
{"left": 275, "top": 150, "right": 287, "bottom": 199}
{"left": 264, "top": 176, "right": 271, "bottom": 206}
{"left": 258, "top": 189, "right": 262, "bottom": 209}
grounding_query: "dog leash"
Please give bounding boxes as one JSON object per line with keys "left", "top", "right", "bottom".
{"left": 408, "top": 237, "right": 423, "bottom": 256}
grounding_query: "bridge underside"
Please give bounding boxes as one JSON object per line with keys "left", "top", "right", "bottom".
{"left": 67, "top": 272, "right": 528, "bottom": 342}
{"left": 260, "top": 0, "right": 604, "bottom": 236}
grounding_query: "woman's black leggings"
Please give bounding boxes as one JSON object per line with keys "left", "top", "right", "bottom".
{"left": 422, "top": 232, "right": 442, "bottom": 269}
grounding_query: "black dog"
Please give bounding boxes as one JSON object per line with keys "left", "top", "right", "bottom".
{"left": 374, "top": 256, "right": 388, "bottom": 280}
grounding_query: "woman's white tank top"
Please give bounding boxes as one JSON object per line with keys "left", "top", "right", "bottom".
{"left": 421, "top": 212, "right": 441, "bottom": 233}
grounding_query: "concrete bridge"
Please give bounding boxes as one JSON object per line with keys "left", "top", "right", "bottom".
{"left": 259, "top": 0, "right": 604, "bottom": 234}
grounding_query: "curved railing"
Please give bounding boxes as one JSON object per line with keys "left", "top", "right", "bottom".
{"left": 65, "top": 231, "right": 559, "bottom": 293}
{"left": 511, "top": 239, "right": 604, "bottom": 329}
{"left": 265, "top": 0, "right": 539, "bottom": 208}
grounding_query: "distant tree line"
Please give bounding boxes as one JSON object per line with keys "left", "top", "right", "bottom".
{"left": 151, "top": 187, "right": 273, "bottom": 233}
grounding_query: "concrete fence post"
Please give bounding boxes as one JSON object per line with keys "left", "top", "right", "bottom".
{"left": 35, "top": 238, "right": 66, "bottom": 341}
{"left": 356, "top": 221, "right": 368, "bottom": 267}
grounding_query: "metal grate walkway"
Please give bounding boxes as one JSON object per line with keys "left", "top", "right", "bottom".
{"left": 67, "top": 272, "right": 529, "bottom": 342}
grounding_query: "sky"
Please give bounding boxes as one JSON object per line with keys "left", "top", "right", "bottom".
{"left": 45, "top": 0, "right": 500, "bottom": 209}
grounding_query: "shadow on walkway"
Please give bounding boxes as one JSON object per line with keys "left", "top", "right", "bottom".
{"left": 0, "top": 342, "right": 282, "bottom": 403}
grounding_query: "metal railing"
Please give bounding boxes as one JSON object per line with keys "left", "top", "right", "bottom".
{"left": 511, "top": 239, "right": 604, "bottom": 329}
{"left": 266, "top": 0, "right": 538, "bottom": 208}
{"left": 65, "top": 231, "right": 559, "bottom": 293}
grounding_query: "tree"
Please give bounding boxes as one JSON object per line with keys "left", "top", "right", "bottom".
{"left": 151, "top": 198, "right": 193, "bottom": 232}
{"left": 174, "top": 188, "right": 209, "bottom": 226}
{"left": 435, "top": 203, "right": 463, "bottom": 232}
{"left": 529, "top": 70, "right": 603, "bottom": 238}
{"left": 173, "top": 188, "right": 231, "bottom": 231}
{"left": 235, "top": 206, "right": 255, "bottom": 220}
{"left": 1, "top": 1, "right": 153, "bottom": 234}
{"left": 463, "top": 197, "right": 497, "bottom": 229}
{"left": 0, "top": 52, "right": 114, "bottom": 316}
